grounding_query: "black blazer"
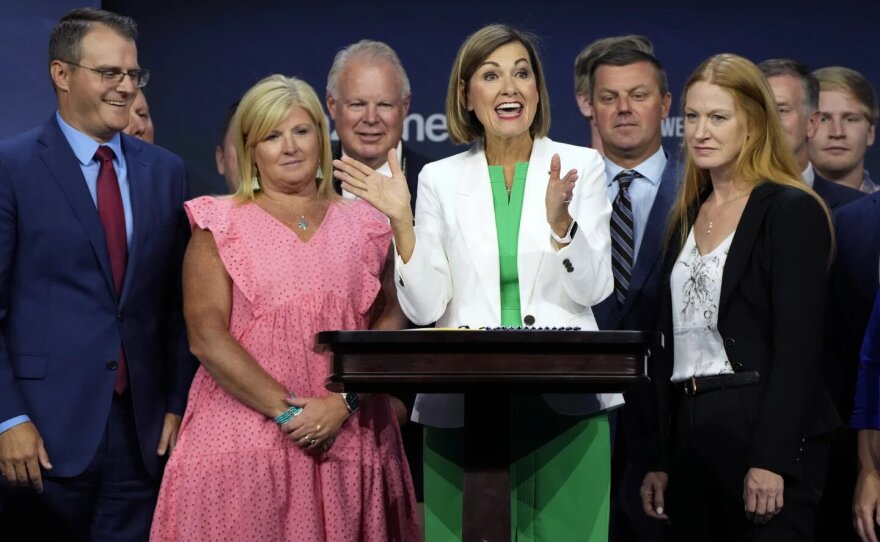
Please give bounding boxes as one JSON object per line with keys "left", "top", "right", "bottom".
{"left": 652, "top": 182, "right": 841, "bottom": 479}
{"left": 331, "top": 142, "right": 430, "bottom": 213}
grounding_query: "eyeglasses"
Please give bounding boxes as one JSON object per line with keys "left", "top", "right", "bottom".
{"left": 63, "top": 61, "right": 151, "bottom": 88}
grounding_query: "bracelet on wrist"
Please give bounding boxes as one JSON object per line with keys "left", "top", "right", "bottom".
{"left": 550, "top": 220, "right": 578, "bottom": 244}
{"left": 273, "top": 392, "right": 302, "bottom": 425}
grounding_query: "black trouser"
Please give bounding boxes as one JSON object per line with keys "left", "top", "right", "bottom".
{"left": 668, "top": 386, "right": 830, "bottom": 542}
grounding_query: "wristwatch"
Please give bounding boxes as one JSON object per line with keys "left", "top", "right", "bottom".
{"left": 341, "top": 392, "right": 361, "bottom": 414}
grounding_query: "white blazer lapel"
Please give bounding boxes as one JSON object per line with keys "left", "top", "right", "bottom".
{"left": 518, "top": 137, "right": 550, "bottom": 313}
{"left": 455, "top": 146, "right": 502, "bottom": 318}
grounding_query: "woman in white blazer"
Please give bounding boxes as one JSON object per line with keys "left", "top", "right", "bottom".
{"left": 334, "top": 24, "right": 616, "bottom": 542}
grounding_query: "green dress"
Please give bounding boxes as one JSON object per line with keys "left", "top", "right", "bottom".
{"left": 423, "top": 162, "right": 611, "bottom": 541}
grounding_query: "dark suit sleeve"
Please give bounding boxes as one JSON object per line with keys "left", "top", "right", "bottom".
{"left": 165, "top": 159, "right": 198, "bottom": 415}
{"left": 851, "top": 291, "right": 880, "bottom": 430}
{"left": 748, "top": 193, "right": 831, "bottom": 477}
{"left": 0, "top": 152, "right": 28, "bottom": 422}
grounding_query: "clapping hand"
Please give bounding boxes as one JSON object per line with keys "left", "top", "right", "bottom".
{"left": 333, "top": 149, "right": 413, "bottom": 226}
{"left": 544, "top": 153, "right": 578, "bottom": 235}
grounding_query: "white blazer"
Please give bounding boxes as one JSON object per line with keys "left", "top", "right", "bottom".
{"left": 395, "top": 137, "right": 623, "bottom": 428}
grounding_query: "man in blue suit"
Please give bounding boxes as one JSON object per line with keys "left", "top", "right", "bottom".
{"left": 581, "top": 44, "right": 676, "bottom": 541}
{"left": 815, "top": 191, "right": 880, "bottom": 541}
{"left": 0, "top": 8, "right": 193, "bottom": 541}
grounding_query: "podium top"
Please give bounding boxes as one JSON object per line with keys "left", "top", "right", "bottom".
{"left": 318, "top": 330, "right": 661, "bottom": 393}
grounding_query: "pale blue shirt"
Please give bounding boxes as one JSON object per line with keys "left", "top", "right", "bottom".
{"left": 605, "top": 146, "right": 667, "bottom": 265}
{"left": 0, "top": 114, "right": 134, "bottom": 435}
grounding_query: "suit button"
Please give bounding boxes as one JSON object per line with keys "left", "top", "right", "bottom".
{"left": 523, "top": 315, "right": 536, "bottom": 326}
{"left": 724, "top": 337, "right": 735, "bottom": 348}
{"left": 398, "top": 276, "right": 405, "bottom": 287}
{"left": 117, "top": 312, "right": 125, "bottom": 321}
{"left": 562, "top": 258, "right": 571, "bottom": 266}
{"left": 106, "top": 361, "right": 118, "bottom": 370}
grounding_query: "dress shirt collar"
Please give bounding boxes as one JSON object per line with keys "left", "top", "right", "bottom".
{"left": 56, "top": 111, "right": 124, "bottom": 167}
{"left": 605, "top": 146, "right": 667, "bottom": 187}
{"left": 802, "top": 163, "right": 815, "bottom": 187}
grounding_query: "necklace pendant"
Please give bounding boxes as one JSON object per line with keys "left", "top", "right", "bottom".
{"left": 297, "top": 215, "right": 308, "bottom": 230}
{"left": 706, "top": 220, "right": 714, "bottom": 235}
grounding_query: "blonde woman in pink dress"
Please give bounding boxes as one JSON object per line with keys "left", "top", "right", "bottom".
{"left": 149, "top": 75, "right": 420, "bottom": 542}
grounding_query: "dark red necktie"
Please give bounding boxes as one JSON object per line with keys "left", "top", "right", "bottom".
{"left": 95, "top": 146, "right": 128, "bottom": 394}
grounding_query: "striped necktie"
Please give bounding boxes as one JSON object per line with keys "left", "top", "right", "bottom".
{"left": 611, "top": 170, "right": 638, "bottom": 306}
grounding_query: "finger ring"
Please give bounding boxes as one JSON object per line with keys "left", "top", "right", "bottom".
{"left": 308, "top": 438, "right": 316, "bottom": 446}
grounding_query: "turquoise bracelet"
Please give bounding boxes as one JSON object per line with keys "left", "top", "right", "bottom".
{"left": 274, "top": 392, "right": 302, "bottom": 425}
{"left": 274, "top": 405, "right": 302, "bottom": 425}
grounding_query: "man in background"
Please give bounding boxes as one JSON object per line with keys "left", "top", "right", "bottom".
{"left": 585, "top": 42, "right": 676, "bottom": 542}
{"left": 124, "top": 90, "right": 154, "bottom": 143}
{"left": 326, "top": 39, "right": 429, "bottom": 500}
{"left": 574, "top": 35, "right": 653, "bottom": 155}
{"left": 809, "top": 66, "right": 878, "bottom": 193}
{"left": 758, "top": 59, "right": 862, "bottom": 209}
{"left": 326, "top": 39, "right": 428, "bottom": 212}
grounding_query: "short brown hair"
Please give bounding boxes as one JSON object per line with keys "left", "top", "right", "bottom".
{"left": 445, "top": 24, "right": 551, "bottom": 145}
{"left": 49, "top": 8, "right": 137, "bottom": 66}
{"left": 574, "top": 35, "right": 654, "bottom": 96}
{"left": 814, "top": 66, "right": 878, "bottom": 124}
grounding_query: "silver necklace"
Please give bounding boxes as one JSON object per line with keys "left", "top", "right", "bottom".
{"left": 261, "top": 193, "right": 321, "bottom": 230}
{"left": 704, "top": 190, "right": 750, "bottom": 235}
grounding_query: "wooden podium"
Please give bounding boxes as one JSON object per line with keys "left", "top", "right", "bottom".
{"left": 317, "top": 329, "right": 659, "bottom": 542}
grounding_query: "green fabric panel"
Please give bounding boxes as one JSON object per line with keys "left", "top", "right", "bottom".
{"left": 423, "top": 414, "right": 611, "bottom": 541}
{"left": 488, "top": 162, "right": 528, "bottom": 327}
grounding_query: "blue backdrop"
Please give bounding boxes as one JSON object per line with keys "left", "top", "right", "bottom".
{"left": 4, "top": 0, "right": 880, "bottom": 196}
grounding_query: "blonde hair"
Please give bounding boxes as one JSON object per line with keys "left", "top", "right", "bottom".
{"left": 814, "top": 66, "right": 878, "bottom": 124}
{"left": 231, "top": 74, "right": 336, "bottom": 202}
{"left": 445, "top": 24, "right": 551, "bottom": 145}
{"left": 669, "top": 53, "right": 832, "bottom": 251}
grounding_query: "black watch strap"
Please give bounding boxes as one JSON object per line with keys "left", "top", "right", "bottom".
{"left": 341, "top": 392, "right": 361, "bottom": 413}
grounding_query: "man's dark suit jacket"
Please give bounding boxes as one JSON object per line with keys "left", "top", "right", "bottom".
{"left": 828, "top": 191, "right": 880, "bottom": 416}
{"left": 331, "top": 142, "right": 429, "bottom": 213}
{"left": 652, "top": 182, "right": 840, "bottom": 478}
{"left": 0, "top": 116, "right": 195, "bottom": 478}
{"left": 813, "top": 173, "right": 864, "bottom": 211}
{"left": 593, "top": 158, "right": 677, "bottom": 471}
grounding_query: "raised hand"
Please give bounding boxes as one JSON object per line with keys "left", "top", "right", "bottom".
{"left": 333, "top": 149, "right": 413, "bottom": 226}
{"left": 544, "top": 153, "right": 578, "bottom": 236}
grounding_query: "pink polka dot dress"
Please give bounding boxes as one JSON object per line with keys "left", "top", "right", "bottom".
{"left": 150, "top": 196, "right": 421, "bottom": 542}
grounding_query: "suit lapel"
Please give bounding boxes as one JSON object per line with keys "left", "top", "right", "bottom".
{"left": 455, "top": 146, "right": 501, "bottom": 316}
{"left": 518, "top": 138, "right": 549, "bottom": 311}
{"left": 619, "top": 160, "right": 677, "bottom": 318}
{"left": 120, "top": 136, "right": 147, "bottom": 305}
{"left": 38, "top": 119, "right": 116, "bottom": 296}
{"left": 719, "top": 182, "right": 778, "bottom": 310}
